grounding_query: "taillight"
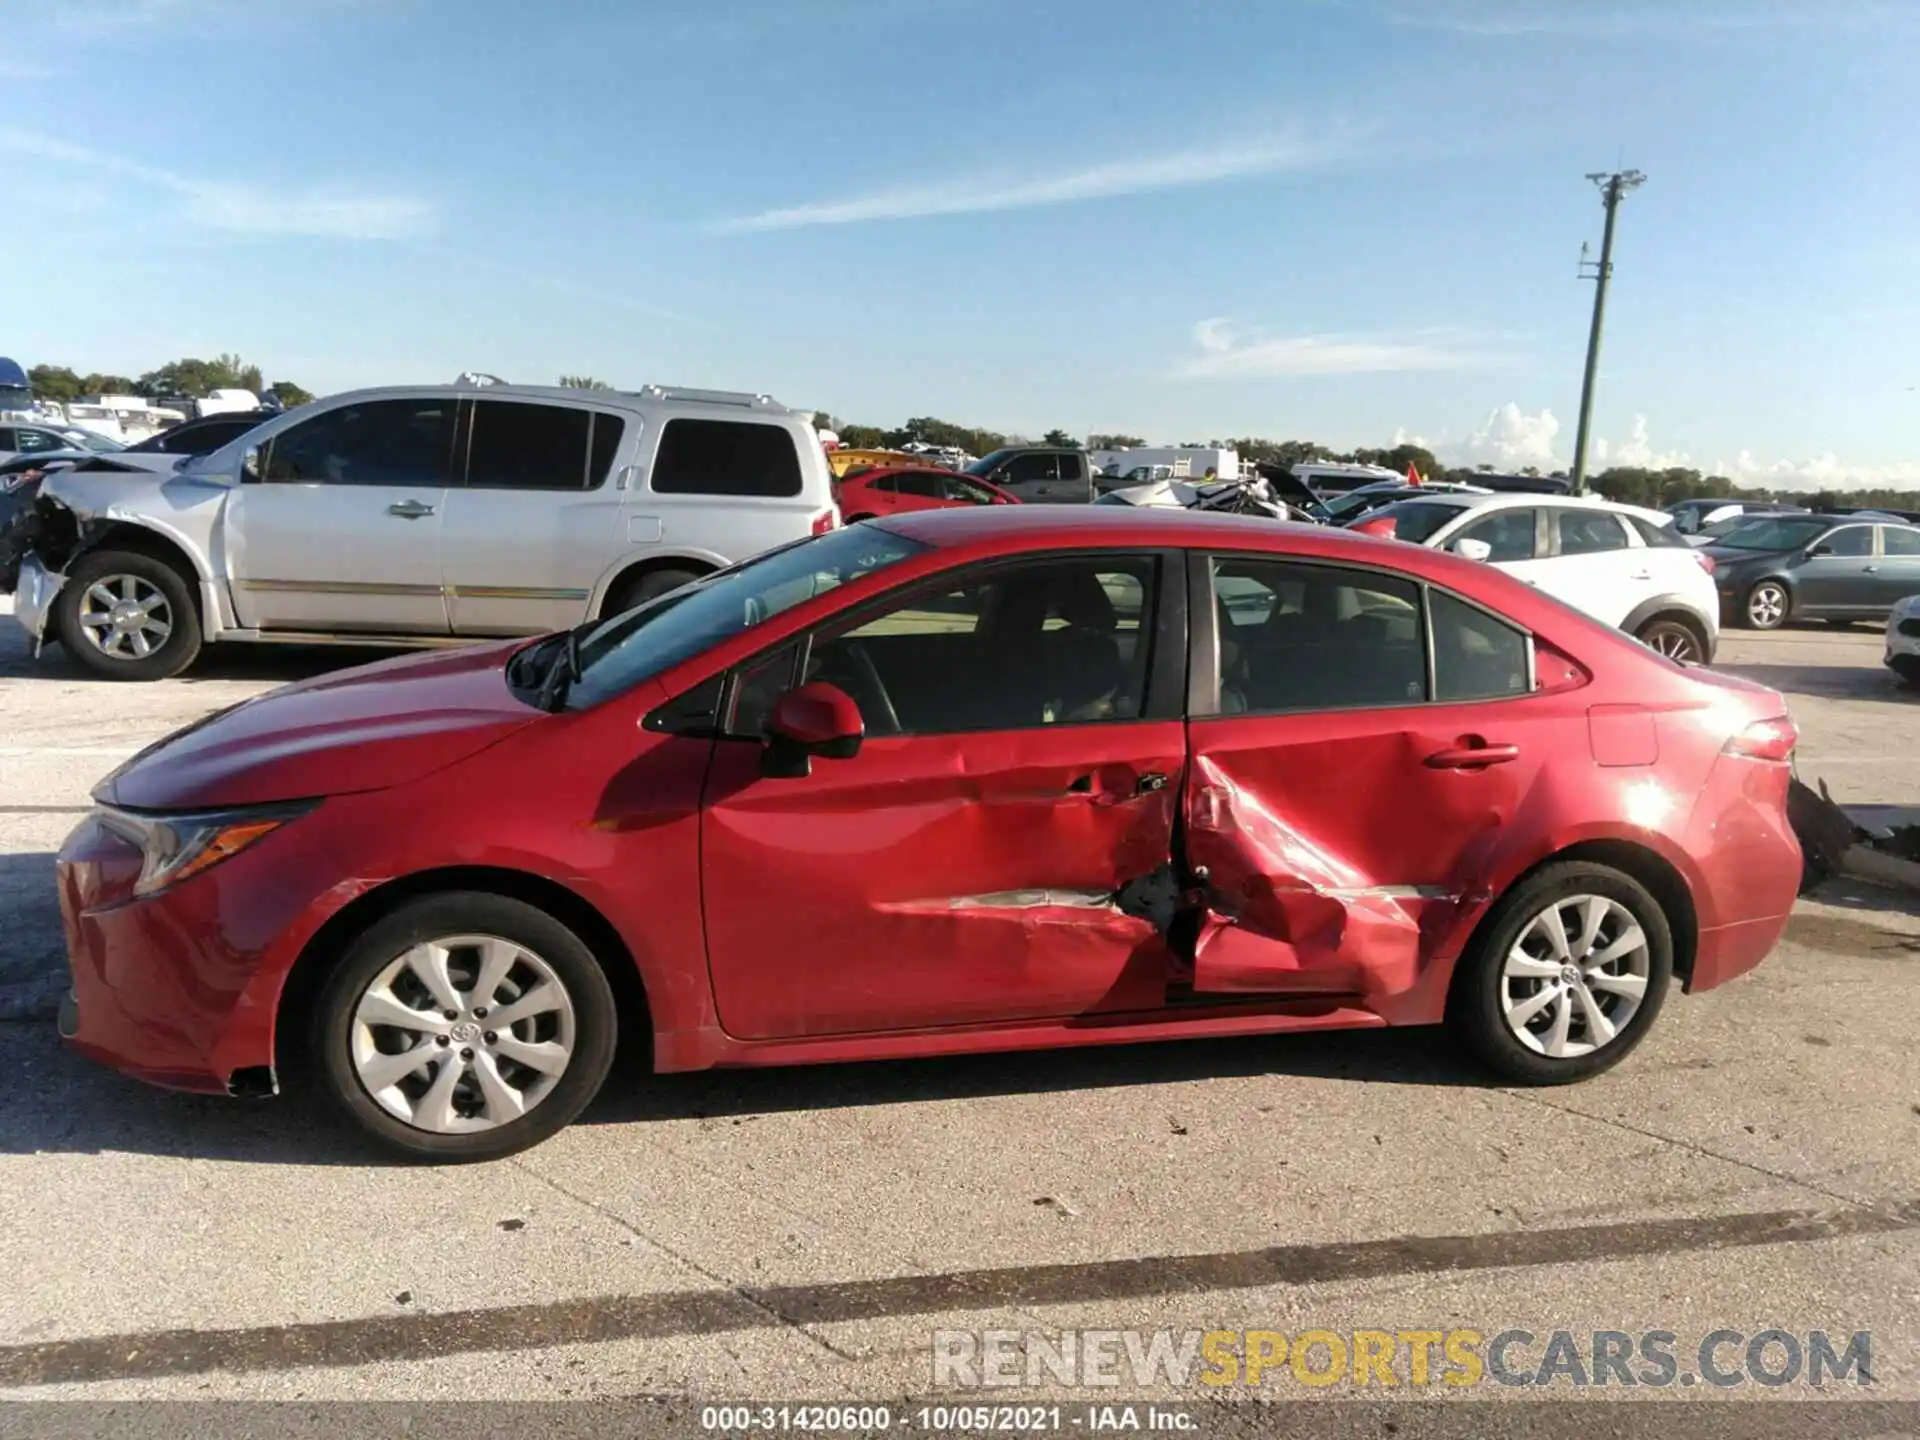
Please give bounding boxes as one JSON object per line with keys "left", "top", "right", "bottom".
{"left": 1354, "top": 516, "right": 1396, "bottom": 537}
{"left": 811, "top": 508, "right": 839, "bottom": 535}
{"left": 1694, "top": 551, "right": 1716, "bottom": 576}
{"left": 1724, "top": 715, "right": 1798, "bottom": 761}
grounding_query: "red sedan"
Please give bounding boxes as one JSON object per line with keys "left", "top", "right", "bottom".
{"left": 55, "top": 508, "right": 1802, "bottom": 1160}
{"left": 835, "top": 465, "right": 1017, "bottom": 521}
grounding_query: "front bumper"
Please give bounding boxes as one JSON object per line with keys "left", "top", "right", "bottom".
{"left": 12, "top": 553, "right": 63, "bottom": 644}
{"left": 1885, "top": 606, "right": 1920, "bottom": 678}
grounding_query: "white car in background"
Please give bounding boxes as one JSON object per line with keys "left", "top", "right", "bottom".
{"left": 1354, "top": 492, "right": 1721, "bottom": 664}
{"left": 1887, "top": 594, "right": 1920, "bottom": 687}
{"left": 9, "top": 381, "right": 840, "bottom": 680}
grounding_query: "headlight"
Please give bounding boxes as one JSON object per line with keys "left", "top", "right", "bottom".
{"left": 97, "top": 801, "right": 315, "bottom": 896}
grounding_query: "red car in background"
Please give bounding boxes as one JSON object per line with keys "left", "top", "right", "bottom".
{"left": 55, "top": 508, "right": 1802, "bottom": 1161}
{"left": 835, "top": 465, "right": 1017, "bottom": 521}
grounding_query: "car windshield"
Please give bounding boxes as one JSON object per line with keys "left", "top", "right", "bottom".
{"left": 965, "top": 449, "right": 1015, "bottom": 476}
{"left": 556, "top": 525, "right": 927, "bottom": 710}
{"left": 1698, "top": 511, "right": 1787, "bottom": 540}
{"left": 1324, "top": 490, "right": 1396, "bottom": 519}
{"left": 66, "top": 429, "right": 125, "bottom": 453}
{"left": 1377, "top": 499, "right": 1472, "bottom": 544}
{"left": 1711, "top": 516, "right": 1831, "bottom": 551}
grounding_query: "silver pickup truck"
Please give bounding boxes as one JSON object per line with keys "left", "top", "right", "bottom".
{"left": 5, "top": 382, "right": 840, "bottom": 679}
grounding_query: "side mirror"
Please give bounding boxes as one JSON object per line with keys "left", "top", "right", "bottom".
{"left": 1453, "top": 537, "right": 1494, "bottom": 563}
{"left": 1806, "top": 543, "right": 1834, "bottom": 558}
{"left": 762, "top": 682, "right": 864, "bottom": 778}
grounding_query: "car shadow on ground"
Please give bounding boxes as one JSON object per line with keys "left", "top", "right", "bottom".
{"left": 1717, "top": 662, "right": 1916, "bottom": 706}
{"left": 0, "top": 1019, "right": 1493, "bottom": 1165}
{"left": 0, "top": 638, "right": 414, "bottom": 686}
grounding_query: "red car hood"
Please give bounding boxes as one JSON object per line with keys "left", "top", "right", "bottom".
{"left": 96, "top": 641, "right": 542, "bottom": 810}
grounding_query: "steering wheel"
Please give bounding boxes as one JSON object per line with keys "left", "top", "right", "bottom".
{"left": 821, "top": 639, "right": 902, "bottom": 736}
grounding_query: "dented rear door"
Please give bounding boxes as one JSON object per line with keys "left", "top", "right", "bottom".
{"left": 1185, "top": 552, "right": 1558, "bottom": 1003}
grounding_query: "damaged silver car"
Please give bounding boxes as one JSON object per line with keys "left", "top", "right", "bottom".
{"left": 2, "top": 381, "right": 839, "bottom": 680}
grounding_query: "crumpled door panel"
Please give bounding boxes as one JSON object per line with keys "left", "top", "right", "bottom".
{"left": 1181, "top": 717, "right": 1543, "bottom": 1000}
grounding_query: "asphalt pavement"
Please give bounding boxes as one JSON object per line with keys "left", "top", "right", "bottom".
{"left": 0, "top": 601, "right": 1916, "bottom": 1412}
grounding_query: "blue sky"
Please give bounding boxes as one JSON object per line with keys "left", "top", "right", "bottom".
{"left": 4, "top": 0, "right": 1917, "bottom": 487}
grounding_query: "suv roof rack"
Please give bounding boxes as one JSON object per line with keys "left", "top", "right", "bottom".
{"left": 632, "top": 384, "right": 782, "bottom": 410}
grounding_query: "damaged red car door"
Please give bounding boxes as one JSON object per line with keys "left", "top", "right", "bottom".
{"left": 700, "top": 552, "right": 1186, "bottom": 1040}
{"left": 1183, "top": 554, "right": 1554, "bottom": 1002}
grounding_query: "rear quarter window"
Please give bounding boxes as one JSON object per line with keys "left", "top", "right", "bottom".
{"left": 652, "top": 419, "right": 803, "bottom": 498}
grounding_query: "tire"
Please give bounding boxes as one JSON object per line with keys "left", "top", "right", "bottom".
{"left": 1447, "top": 862, "right": 1674, "bottom": 1086}
{"left": 54, "top": 548, "right": 202, "bottom": 680}
{"left": 1741, "top": 580, "right": 1791, "bottom": 631}
{"left": 1634, "top": 615, "right": 1706, "bottom": 664}
{"left": 312, "top": 892, "right": 618, "bottom": 1162}
{"left": 602, "top": 566, "right": 703, "bottom": 619}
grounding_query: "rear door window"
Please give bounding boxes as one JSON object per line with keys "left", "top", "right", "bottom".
{"left": 1555, "top": 509, "right": 1631, "bottom": 555}
{"left": 1207, "top": 557, "right": 1425, "bottom": 714}
{"left": 465, "top": 400, "right": 604, "bottom": 490}
{"left": 1430, "top": 591, "right": 1531, "bottom": 702}
{"left": 652, "top": 419, "right": 803, "bottom": 497}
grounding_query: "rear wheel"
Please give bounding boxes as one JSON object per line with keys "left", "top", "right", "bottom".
{"left": 1447, "top": 862, "right": 1673, "bottom": 1085}
{"left": 1743, "top": 580, "right": 1791, "bottom": 631}
{"left": 602, "top": 566, "right": 703, "bottom": 619}
{"left": 54, "top": 548, "right": 202, "bottom": 680}
{"left": 1634, "top": 615, "right": 1706, "bottom": 664}
{"left": 312, "top": 892, "right": 618, "bottom": 1162}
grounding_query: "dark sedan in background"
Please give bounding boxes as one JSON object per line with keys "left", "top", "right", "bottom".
{"left": 1704, "top": 514, "right": 1920, "bottom": 629}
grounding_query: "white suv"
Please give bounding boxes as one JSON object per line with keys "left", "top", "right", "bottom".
{"left": 9, "top": 383, "right": 839, "bottom": 679}
{"left": 1356, "top": 493, "right": 1720, "bottom": 664}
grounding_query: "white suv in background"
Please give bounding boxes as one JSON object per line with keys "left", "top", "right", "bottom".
{"left": 9, "top": 383, "right": 839, "bottom": 679}
{"left": 1356, "top": 492, "right": 1720, "bottom": 664}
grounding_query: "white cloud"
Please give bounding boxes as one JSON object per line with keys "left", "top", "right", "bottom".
{"left": 1407, "top": 405, "right": 1920, "bottom": 490}
{"left": 1593, "top": 413, "right": 1691, "bottom": 469}
{"left": 1727, "top": 452, "right": 1920, "bottom": 492}
{"left": 1176, "top": 317, "right": 1499, "bottom": 379}
{"left": 718, "top": 131, "right": 1341, "bottom": 231}
{"left": 0, "top": 125, "right": 433, "bottom": 241}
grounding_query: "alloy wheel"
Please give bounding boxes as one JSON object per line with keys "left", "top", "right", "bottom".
{"left": 1640, "top": 622, "right": 1702, "bottom": 663}
{"left": 349, "top": 933, "right": 577, "bottom": 1134}
{"left": 1499, "top": 894, "right": 1650, "bottom": 1059}
{"left": 76, "top": 574, "right": 172, "bottom": 660}
{"left": 1747, "top": 584, "right": 1788, "bottom": 629}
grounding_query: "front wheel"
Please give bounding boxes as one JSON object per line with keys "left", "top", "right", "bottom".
{"left": 54, "top": 549, "right": 203, "bottom": 680}
{"left": 312, "top": 893, "right": 618, "bottom": 1162}
{"left": 1447, "top": 862, "right": 1673, "bottom": 1085}
{"left": 1743, "top": 580, "right": 1791, "bottom": 631}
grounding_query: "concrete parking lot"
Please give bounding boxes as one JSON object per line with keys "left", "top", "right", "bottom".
{"left": 1, "top": 602, "right": 1916, "bottom": 1406}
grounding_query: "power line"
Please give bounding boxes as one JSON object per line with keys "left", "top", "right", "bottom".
{"left": 1569, "top": 169, "right": 1646, "bottom": 496}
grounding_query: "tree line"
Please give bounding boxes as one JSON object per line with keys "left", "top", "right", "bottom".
{"left": 28, "top": 357, "right": 314, "bottom": 408}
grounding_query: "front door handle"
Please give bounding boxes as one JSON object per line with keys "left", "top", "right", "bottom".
{"left": 1864, "top": 565, "right": 1880, "bottom": 573}
{"left": 388, "top": 499, "right": 435, "bottom": 519}
{"left": 1134, "top": 772, "right": 1170, "bottom": 794}
{"left": 1427, "top": 742, "right": 1520, "bottom": 769}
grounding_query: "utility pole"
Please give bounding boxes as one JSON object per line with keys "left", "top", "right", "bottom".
{"left": 1569, "top": 169, "right": 1645, "bottom": 495}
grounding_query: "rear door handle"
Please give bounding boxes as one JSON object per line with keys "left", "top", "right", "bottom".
{"left": 1427, "top": 743, "right": 1520, "bottom": 769}
{"left": 388, "top": 499, "right": 435, "bottom": 519}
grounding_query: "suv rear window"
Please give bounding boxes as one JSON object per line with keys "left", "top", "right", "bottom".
{"left": 652, "top": 419, "right": 802, "bottom": 497}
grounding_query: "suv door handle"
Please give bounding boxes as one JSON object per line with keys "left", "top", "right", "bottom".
{"left": 387, "top": 499, "right": 435, "bottom": 519}
{"left": 1426, "top": 742, "right": 1520, "bottom": 769}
